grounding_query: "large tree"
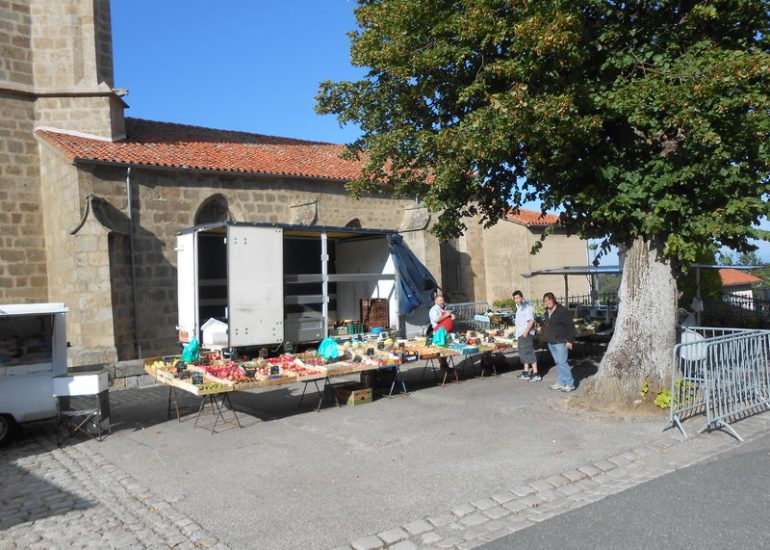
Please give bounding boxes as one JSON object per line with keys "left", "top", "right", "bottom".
{"left": 317, "top": 0, "right": 770, "bottom": 402}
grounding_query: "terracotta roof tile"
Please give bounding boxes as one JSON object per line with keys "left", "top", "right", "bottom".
{"left": 719, "top": 268, "right": 763, "bottom": 286}
{"left": 35, "top": 118, "right": 366, "bottom": 181}
{"left": 507, "top": 208, "right": 560, "bottom": 226}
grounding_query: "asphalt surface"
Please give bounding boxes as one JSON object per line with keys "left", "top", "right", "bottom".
{"left": 479, "top": 431, "right": 770, "bottom": 550}
{"left": 91, "top": 355, "right": 667, "bottom": 550}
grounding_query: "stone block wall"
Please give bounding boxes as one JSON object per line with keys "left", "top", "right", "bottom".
{"left": 71, "top": 165, "right": 418, "bottom": 361}
{"left": 0, "top": 93, "right": 47, "bottom": 303}
{"left": 30, "top": 0, "right": 113, "bottom": 90}
{"left": 0, "top": 0, "right": 33, "bottom": 88}
{"left": 38, "top": 145, "right": 120, "bottom": 366}
{"left": 481, "top": 220, "right": 590, "bottom": 304}
{"left": 35, "top": 94, "right": 125, "bottom": 140}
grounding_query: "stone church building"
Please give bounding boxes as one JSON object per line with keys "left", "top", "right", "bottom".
{"left": 0, "top": 0, "right": 588, "bottom": 367}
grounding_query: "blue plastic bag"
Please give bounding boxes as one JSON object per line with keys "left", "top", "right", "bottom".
{"left": 432, "top": 327, "right": 448, "bottom": 347}
{"left": 180, "top": 337, "right": 200, "bottom": 363}
{"left": 318, "top": 337, "right": 339, "bottom": 360}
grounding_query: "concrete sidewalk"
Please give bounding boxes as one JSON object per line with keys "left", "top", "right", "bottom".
{"left": 3, "top": 352, "right": 766, "bottom": 550}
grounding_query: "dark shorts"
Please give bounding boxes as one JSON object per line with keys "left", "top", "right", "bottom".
{"left": 518, "top": 335, "right": 537, "bottom": 364}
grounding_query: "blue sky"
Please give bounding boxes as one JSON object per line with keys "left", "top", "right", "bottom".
{"left": 111, "top": 1, "right": 768, "bottom": 264}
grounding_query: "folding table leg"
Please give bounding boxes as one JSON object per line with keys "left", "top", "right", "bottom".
{"left": 167, "top": 387, "right": 182, "bottom": 421}
{"left": 388, "top": 365, "right": 408, "bottom": 397}
{"left": 317, "top": 377, "right": 340, "bottom": 412}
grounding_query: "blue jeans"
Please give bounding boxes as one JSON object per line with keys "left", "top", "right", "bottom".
{"left": 547, "top": 343, "right": 573, "bottom": 387}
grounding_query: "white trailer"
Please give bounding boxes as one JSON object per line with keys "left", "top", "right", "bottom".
{"left": 0, "top": 303, "right": 68, "bottom": 442}
{"left": 176, "top": 222, "right": 403, "bottom": 350}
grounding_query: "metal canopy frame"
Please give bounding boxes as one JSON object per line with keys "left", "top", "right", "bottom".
{"left": 521, "top": 264, "right": 763, "bottom": 314}
{"left": 521, "top": 266, "right": 622, "bottom": 306}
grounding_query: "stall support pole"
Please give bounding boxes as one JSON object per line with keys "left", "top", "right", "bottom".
{"left": 564, "top": 274, "right": 569, "bottom": 307}
{"left": 695, "top": 267, "right": 702, "bottom": 325}
{"left": 321, "top": 232, "right": 329, "bottom": 338}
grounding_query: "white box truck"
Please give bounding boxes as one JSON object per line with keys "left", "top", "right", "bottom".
{"left": 176, "top": 222, "right": 405, "bottom": 350}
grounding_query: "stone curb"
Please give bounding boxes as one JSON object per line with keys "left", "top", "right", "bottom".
{"left": 339, "top": 413, "right": 770, "bottom": 550}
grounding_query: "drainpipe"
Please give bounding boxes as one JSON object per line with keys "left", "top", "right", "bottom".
{"left": 126, "top": 166, "right": 143, "bottom": 359}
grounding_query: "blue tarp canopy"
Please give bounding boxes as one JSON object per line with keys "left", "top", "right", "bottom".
{"left": 387, "top": 234, "right": 438, "bottom": 316}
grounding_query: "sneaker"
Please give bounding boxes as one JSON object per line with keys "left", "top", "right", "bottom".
{"left": 529, "top": 374, "right": 542, "bottom": 382}
{"left": 549, "top": 383, "right": 563, "bottom": 390}
{"left": 518, "top": 371, "right": 531, "bottom": 380}
{"left": 561, "top": 385, "right": 576, "bottom": 392}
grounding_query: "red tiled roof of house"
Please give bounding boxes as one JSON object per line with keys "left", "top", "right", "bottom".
{"left": 507, "top": 208, "right": 560, "bottom": 226}
{"left": 35, "top": 118, "right": 367, "bottom": 181}
{"left": 719, "top": 268, "right": 763, "bottom": 286}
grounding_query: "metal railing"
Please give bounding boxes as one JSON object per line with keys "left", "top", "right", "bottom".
{"left": 562, "top": 292, "right": 619, "bottom": 308}
{"left": 667, "top": 326, "right": 770, "bottom": 441}
{"left": 720, "top": 294, "right": 770, "bottom": 316}
{"left": 449, "top": 301, "right": 510, "bottom": 332}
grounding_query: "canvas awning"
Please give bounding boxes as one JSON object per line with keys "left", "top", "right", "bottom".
{"left": 387, "top": 234, "right": 438, "bottom": 316}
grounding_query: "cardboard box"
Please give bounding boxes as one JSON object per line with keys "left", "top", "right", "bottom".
{"left": 334, "top": 384, "right": 373, "bottom": 406}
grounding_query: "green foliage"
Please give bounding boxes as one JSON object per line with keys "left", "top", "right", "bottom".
{"left": 492, "top": 298, "right": 516, "bottom": 310}
{"left": 598, "top": 273, "right": 621, "bottom": 295}
{"left": 317, "top": 0, "right": 770, "bottom": 266}
{"left": 736, "top": 250, "right": 763, "bottom": 266}
{"left": 639, "top": 381, "right": 650, "bottom": 399}
{"left": 677, "top": 251, "right": 724, "bottom": 304}
{"left": 654, "top": 389, "right": 671, "bottom": 409}
{"left": 718, "top": 252, "right": 735, "bottom": 266}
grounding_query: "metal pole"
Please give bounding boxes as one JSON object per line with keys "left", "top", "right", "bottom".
{"left": 564, "top": 274, "right": 569, "bottom": 307}
{"left": 321, "top": 232, "right": 329, "bottom": 338}
{"left": 695, "top": 267, "right": 702, "bottom": 325}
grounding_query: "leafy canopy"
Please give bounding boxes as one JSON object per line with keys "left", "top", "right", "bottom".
{"left": 317, "top": 0, "right": 770, "bottom": 264}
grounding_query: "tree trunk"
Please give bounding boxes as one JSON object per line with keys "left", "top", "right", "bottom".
{"left": 586, "top": 236, "right": 678, "bottom": 404}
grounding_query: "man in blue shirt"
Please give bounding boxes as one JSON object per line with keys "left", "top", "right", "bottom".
{"left": 513, "top": 290, "right": 540, "bottom": 381}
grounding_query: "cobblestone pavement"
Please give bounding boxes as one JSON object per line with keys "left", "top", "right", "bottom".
{"left": 0, "top": 428, "right": 228, "bottom": 550}
{"left": 340, "top": 413, "right": 770, "bottom": 550}
{"left": 3, "top": 379, "right": 770, "bottom": 550}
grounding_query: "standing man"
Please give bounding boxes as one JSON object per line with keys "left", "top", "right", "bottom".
{"left": 542, "top": 292, "right": 577, "bottom": 392}
{"left": 429, "top": 293, "right": 455, "bottom": 334}
{"left": 512, "top": 290, "right": 540, "bottom": 381}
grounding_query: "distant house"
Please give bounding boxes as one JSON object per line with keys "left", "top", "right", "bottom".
{"left": 719, "top": 268, "right": 765, "bottom": 309}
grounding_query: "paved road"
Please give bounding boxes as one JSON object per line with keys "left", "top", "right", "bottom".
{"left": 479, "top": 431, "right": 770, "bottom": 550}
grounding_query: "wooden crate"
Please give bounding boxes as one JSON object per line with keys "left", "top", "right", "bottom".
{"left": 360, "top": 298, "right": 389, "bottom": 331}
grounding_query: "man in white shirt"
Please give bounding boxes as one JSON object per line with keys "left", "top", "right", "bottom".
{"left": 513, "top": 290, "right": 540, "bottom": 381}
{"left": 429, "top": 294, "right": 455, "bottom": 333}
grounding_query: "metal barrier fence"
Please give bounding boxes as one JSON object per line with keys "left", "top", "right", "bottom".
{"left": 668, "top": 326, "right": 770, "bottom": 441}
{"left": 449, "top": 301, "right": 503, "bottom": 332}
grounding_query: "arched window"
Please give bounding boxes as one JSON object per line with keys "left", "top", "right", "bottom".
{"left": 195, "top": 194, "right": 232, "bottom": 225}
{"left": 345, "top": 218, "right": 362, "bottom": 229}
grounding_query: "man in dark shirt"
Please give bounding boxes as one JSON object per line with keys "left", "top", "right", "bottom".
{"left": 542, "top": 292, "right": 577, "bottom": 391}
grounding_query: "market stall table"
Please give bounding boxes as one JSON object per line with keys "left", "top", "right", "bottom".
{"left": 144, "top": 336, "right": 516, "bottom": 431}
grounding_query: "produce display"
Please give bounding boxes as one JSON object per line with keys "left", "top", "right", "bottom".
{"left": 202, "top": 363, "right": 247, "bottom": 382}
{"left": 145, "top": 332, "right": 514, "bottom": 398}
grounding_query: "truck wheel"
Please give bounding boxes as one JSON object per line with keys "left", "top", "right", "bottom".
{"left": 0, "top": 415, "right": 15, "bottom": 444}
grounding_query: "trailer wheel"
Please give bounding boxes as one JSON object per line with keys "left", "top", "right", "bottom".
{"left": 0, "top": 415, "right": 15, "bottom": 444}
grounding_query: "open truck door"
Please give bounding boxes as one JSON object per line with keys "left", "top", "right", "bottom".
{"left": 227, "top": 225, "right": 284, "bottom": 347}
{"left": 176, "top": 232, "right": 198, "bottom": 343}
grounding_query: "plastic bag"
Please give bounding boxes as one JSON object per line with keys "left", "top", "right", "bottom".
{"left": 432, "top": 327, "right": 448, "bottom": 347}
{"left": 318, "top": 337, "right": 339, "bottom": 360}
{"left": 180, "top": 337, "right": 200, "bottom": 363}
